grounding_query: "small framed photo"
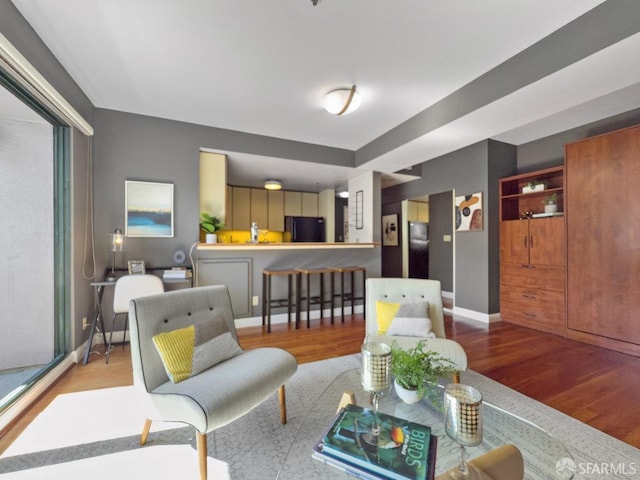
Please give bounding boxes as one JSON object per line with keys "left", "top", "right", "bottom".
{"left": 128, "top": 260, "right": 146, "bottom": 275}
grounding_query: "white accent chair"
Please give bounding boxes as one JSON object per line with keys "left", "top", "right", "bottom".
{"left": 106, "top": 274, "right": 164, "bottom": 364}
{"left": 365, "top": 278, "right": 468, "bottom": 376}
{"left": 128, "top": 285, "right": 298, "bottom": 480}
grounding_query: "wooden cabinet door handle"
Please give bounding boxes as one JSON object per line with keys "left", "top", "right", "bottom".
{"left": 523, "top": 236, "right": 528, "bottom": 248}
{"left": 524, "top": 312, "right": 537, "bottom": 318}
{"left": 530, "top": 235, "right": 534, "bottom": 248}
{"left": 522, "top": 293, "right": 537, "bottom": 299}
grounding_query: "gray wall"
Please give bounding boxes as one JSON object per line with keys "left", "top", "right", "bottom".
{"left": 382, "top": 140, "right": 517, "bottom": 316}
{"left": 428, "top": 191, "right": 454, "bottom": 292}
{"left": 92, "top": 109, "right": 356, "bottom": 327}
{"left": 517, "top": 106, "right": 640, "bottom": 171}
{"left": 1, "top": 2, "right": 95, "bottom": 352}
{"left": 381, "top": 201, "right": 403, "bottom": 277}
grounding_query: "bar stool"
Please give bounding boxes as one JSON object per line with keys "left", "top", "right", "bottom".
{"left": 262, "top": 268, "right": 298, "bottom": 333}
{"left": 295, "top": 267, "right": 333, "bottom": 328}
{"left": 329, "top": 266, "right": 367, "bottom": 322}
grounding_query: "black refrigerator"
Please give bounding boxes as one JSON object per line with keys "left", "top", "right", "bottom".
{"left": 285, "top": 216, "right": 325, "bottom": 242}
{"left": 408, "top": 222, "right": 429, "bottom": 278}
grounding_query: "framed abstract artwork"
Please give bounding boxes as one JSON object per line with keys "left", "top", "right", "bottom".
{"left": 382, "top": 214, "right": 399, "bottom": 246}
{"left": 455, "top": 192, "right": 483, "bottom": 231}
{"left": 125, "top": 180, "right": 174, "bottom": 237}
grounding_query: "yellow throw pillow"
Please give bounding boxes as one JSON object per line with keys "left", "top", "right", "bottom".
{"left": 376, "top": 301, "right": 401, "bottom": 334}
{"left": 152, "top": 325, "right": 196, "bottom": 383}
{"left": 152, "top": 314, "right": 243, "bottom": 384}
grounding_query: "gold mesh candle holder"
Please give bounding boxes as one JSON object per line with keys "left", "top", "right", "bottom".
{"left": 444, "top": 383, "right": 483, "bottom": 479}
{"left": 361, "top": 342, "right": 391, "bottom": 394}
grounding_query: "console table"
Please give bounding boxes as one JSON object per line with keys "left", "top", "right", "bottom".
{"left": 83, "top": 269, "right": 192, "bottom": 364}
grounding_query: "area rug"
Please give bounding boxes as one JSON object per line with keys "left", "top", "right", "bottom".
{"left": 1, "top": 354, "right": 638, "bottom": 479}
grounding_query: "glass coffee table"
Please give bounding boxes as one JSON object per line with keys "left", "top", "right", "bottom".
{"left": 277, "top": 368, "right": 574, "bottom": 479}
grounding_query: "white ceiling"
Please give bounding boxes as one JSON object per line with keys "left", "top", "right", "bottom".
{"left": 9, "top": 0, "right": 640, "bottom": 191}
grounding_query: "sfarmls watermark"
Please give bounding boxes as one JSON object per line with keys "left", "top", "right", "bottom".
{"left": 556, "top": 458, "right": 638, "bottom": 478}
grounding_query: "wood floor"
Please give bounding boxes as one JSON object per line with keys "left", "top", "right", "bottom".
{"left": 1, "top": 314, "right": 639, "bottom": 455}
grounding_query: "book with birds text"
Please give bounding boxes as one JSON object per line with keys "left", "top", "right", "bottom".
{"left": 313, "top": 403, "right": 437, "bottom": 480}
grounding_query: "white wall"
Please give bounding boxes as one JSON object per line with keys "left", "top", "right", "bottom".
{"left": 0, "top": 117, "right": 54, "bottom": 369}
{"left": 347, "top": 171, "right": 381, "bottom": 243}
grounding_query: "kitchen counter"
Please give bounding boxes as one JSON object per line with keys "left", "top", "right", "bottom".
{"left": 197, "top": 242, "right": 379, "bottom": 251}
{"left": 196, "top": 242, "right": 381, "bottom": 321}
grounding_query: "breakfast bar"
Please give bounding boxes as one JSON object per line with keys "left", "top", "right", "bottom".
{"left": 196, "top": 242, "right": 381, "bottom": 324}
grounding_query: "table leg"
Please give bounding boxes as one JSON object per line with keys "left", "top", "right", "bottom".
{"left": 83, "top": 285, "right": 107, "bottom": 365}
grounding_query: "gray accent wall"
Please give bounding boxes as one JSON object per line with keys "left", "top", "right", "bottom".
{"left": 428, "top": 191, "right": 453, "bottom": 293}
{"left": 382, "top": 140, "right": 517, "bottom": 316}
{"left": 92, "top": 109, "right": 357, "bottom": 328}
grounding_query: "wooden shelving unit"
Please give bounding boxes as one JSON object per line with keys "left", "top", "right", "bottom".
{"left": 499, "top": 165, "right": 564, "bottom": 221}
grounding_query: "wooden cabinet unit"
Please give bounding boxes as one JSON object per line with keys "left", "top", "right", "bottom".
{"left": 499, "top": 167, "right": 566, "bottom": 336}
{"left": 565, "top": 125, "right": 640, "bottom": 356}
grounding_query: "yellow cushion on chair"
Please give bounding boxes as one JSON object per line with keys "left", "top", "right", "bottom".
{"left": 152, "top": 325, "right": 196, "bottom": 383}
{"left": 376, "top": 300, "right": 434, "bottom": 337}
{"left": 152, "top": 314, "right": 243, "bottom": 383}
{"left": 375, "top": 301, "right": 401, "bottom": 334}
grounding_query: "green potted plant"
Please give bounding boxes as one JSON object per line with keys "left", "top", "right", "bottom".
{"left": 390, "top": 340, "right": 457, "bottom": 405}
{"left": 523, "top": 180, "right": 545, "bottom": 194}
{"left": 541, "top": 193, "right": 558, "bottom": 214}
{"left": 200, "top": 212, "right": 224, "bottom": 243}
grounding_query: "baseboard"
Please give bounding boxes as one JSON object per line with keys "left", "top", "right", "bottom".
{"left": 451, "top": 306, "right": 501, "bottom": 324}
{"left": 235, "top": 305, "right": 364, "bottom": 329}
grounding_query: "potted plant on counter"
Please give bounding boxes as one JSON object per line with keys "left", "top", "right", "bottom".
{"left": 390, "top": 340, "right": 457, "bottom": 406}
{"left": 200, "top": 213, "right": 224, "bottom": 243}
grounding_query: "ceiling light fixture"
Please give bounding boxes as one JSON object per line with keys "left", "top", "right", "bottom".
{"left": 264, "top": 179, "right": 282, "bottom": 190}
{"left": 324, "top": 85, "right": 362, "bottom": 115}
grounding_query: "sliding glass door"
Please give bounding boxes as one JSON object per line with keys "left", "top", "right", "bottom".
{"left": 0, "top": 73, "right": 69, "bottom": 410}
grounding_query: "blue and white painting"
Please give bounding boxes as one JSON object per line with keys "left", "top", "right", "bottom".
{"left": 125, "top": 181, "right": 174, "bottom": 237}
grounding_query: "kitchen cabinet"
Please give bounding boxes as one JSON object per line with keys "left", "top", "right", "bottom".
{"left": 268, "top": 190, "right": 285, "bottom": 231}
{"left": 407, "top": 201, "right": 429, "bottom": 222}
{"left": 284, "top": 191, "right": 302, "bottom": 216}
{"left": 301, "top": 192, "right": 318, "bottom": 217}
{"left": 499, "top": 167, "right": 566, "bottom": 336}
{"left": 250, "top": 188, "right": 268, "bottom": 227}
{"left": 566, "top": 124, "right": 640, "bottom": 356}
{"left": 231, "top": 186, "right": 251, "bottom": 230}
{"left": 225, "top": 186, "right": 233, "bottom": 229}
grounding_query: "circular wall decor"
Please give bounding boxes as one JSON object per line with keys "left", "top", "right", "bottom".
{"left": 173, "top": 250, "right": 186, "bottom": 265}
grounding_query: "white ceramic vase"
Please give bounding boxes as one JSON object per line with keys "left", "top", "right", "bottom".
{"left": 394, "top": 379, "right": 422, "bottom": 404}
{"left": 544, "top": 204, "right": 558, "bottom": 214}
{"left": 205, "top": 233, "right": 217, "bottom": 244}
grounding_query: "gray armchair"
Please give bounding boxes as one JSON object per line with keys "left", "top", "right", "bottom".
{"left": 365, "top": 278, "right": 468, "bottom": 378}
{"left": 128, "top": 285, "right": 297, "bottom": 480}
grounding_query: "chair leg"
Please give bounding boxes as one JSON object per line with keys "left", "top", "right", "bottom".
{"left": 197, "top": 431, "right": 208, "bottom": 480}
{"left": 122, "top": 314, "right": 128, "bottom": 350}
{"left": 105, "top": 313, "right": 119, "bottom": 364}
{"left": 278, "top": 385, "right": 287, "bottom": 424}
{"left": 140, "top": 418, "right": 152, "bottom": 445}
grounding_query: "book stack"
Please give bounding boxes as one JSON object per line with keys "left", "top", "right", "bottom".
{"left": 162, "top": 268, "right": 192, "bottom": 280}
{"left": 312, "top": 404, "right": 437, "bottom": 480}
